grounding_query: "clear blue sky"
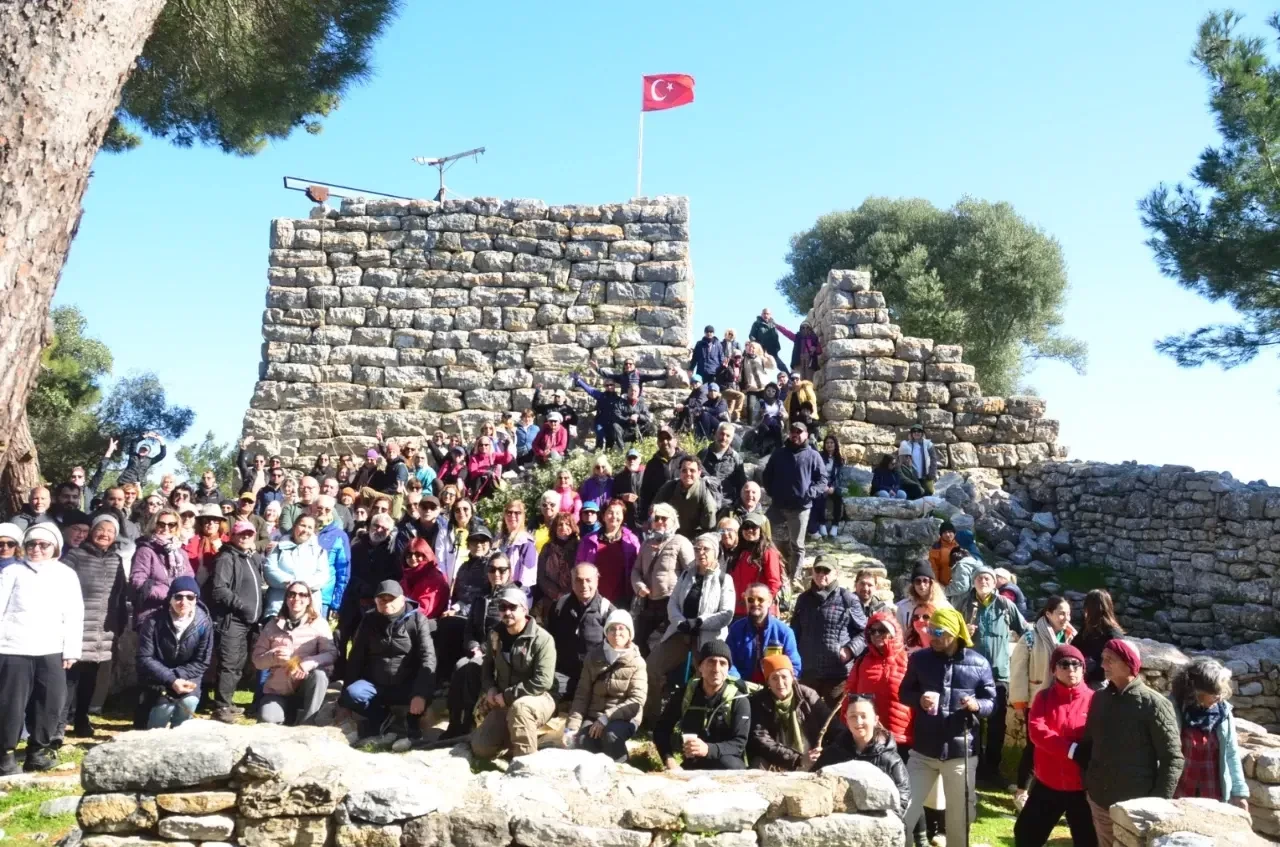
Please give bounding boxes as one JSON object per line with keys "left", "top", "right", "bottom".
{"left": 56, "top": 2, "right": 1280, "bottom": 483}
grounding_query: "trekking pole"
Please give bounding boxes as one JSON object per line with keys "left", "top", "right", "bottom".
{"left": 962, "top": 712, "right": 972, "bottom": 847}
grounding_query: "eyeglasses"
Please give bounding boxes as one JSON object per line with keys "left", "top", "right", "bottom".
{"left": 487, "top": 566, "right": 510, "bottom": 574}
{"left": 407, "top": 553, "right": 427, "bottom": 561}
{"left": 498, "top": 602, "right": 520, "bottom": 612}
{"left": 504, "top": 509, "right": 522, "bottom": 516}
{"left": 286, "top": 590, "right": 311, "bottom": 599}
{"left": 1056, "top": 660, "right": 1084, "bottom": 670}
{"left": 156, "top": 521, "right": 178, "bottom": 529}
{"left": 173, "top": 593, "right": 197, "bottom": 602}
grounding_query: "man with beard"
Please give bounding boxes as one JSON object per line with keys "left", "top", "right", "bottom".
{"left": 394, "top": 496, "right": 442, "bottom": 558}
{"left": 339, "top": 514, "right": 400, "bottom": 678}
{"left": 615, "top": 384, "right": 654, "bottom": 446}
{"left": 95, "top": 487, "right": 140, "bottom": 540}
{"left": 725, "top": 584, "right": 802, "bottom": 684}
{"left": 700, "top": 422, "right": 747, "bottom": 512}
{"left": 653, "top": 456, "right": 719, "bottom": 542}
{"left": 638, "top": 426, "right": 687, "bottom": 525}
{"left": 193, "top": 470, "right": 223, "bottom": 506}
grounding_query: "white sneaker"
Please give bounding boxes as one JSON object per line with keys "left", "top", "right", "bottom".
{"left": 1013, "top": 789, "right": 1028, "bottom": 812}
{"left": 817, "top": 525, "right": 827, "bottom": 537}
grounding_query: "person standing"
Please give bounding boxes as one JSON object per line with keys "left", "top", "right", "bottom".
{"left": 631, "top": 505, "right": 694, "bottom": 658}
{"left": 1170, "top": 657, "right": 1249, "bottom": 810}
{"left": 761, "top": 421, "right": 827, "bottom": 579}
{"left": 689, "top": 325, "right": 726, "bottom": 386}
{"left": 0, "top": 525, "right": 82, "bottom": 774}
{"left": 1083, "top": 639, "right": 1184, "bottom": 847}
{"left": 1072, "top": 589, "right": 1125, "bottom": 690}
{"left": 1012, "top": 644, "right": 1096, "bottom": 847}
{"left": 1010, "top": 595, "right": 1077, "bottom": 809}
{"left": 899, "top": 608, "right": 996, "bottom": 847}
{"left": 791, "top": 556, "right": 866, "bottom": 702}
{"left": 898, "top": 425, "right": 940, "bottom": 496}
{"left": 129, "top": 509, "right": 195, "bottom": 629}
{"left": 576, "top": 500, "right": 639, "bottom": 606}
{"left": 61, "top": 515, "right": 128, "bottom": 738}
{"left": 209, "top": 521, "right": 264, "bottom": 723}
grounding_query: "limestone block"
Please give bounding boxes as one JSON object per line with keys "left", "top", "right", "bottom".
{"left": 383, "top": 367, "right": 440, "bottom": 390}
{"left": 332, "top": 266, "right": 362, "bottom": 286}
{"left": 473, "top": 251, "right": 514, "bottom": 272}
{"left": 503, "top": 271, "right": 548, "bottom": 288}
{"left": 664, "top": 280, "right": 692, "bottom": 306}
{"left": 325, "top": 307, "right": 364, "bottom": 326}
{"left": 681, "top": 791, "right": 769, "bottom": 832}
{"left": 355, "top": 250, "right": 391, "bottom": 268}
{"left": 1006, "top": 395, "right": 1048, "bottom": 420}
{"left": 1111, "top": 797, "right": 1253, "bottom": 843}
{"left": 158, "top": 815, "right": 235, "bottom": 840}
{"left": 412, "top": 309, "right": 453, "bottom": 332}
{"left": 977, "top": 444, "right": 1019, "bottom": 468}
{"left": 894, "top": 337, "right": 934, "bottom": 362}
{"left": 416, "top": 389, "right": 465, "bottom": 412}
{"left": 512, "top": 219, "right": 569, "bottom": 239}
{"left": 352, "top": 365, "right": 384, "bottom": 386}
{"left": 470, "top": 329, "right": 511, "bottom": 351}
{"left": 932, "top": 344, "right": 963, "bottom": 363}
{"left": 635, "top": 261, "right": 687, "bottom": 282}
{"left": 566, "top": 305, "right": 596, "bottom": 323}
{"left": 823, "top": 360, "right": 863, "bottom": 380}
{"left": 826, "top": 269, "right": 872, "bottom": 292}
{"left": 465, "top": 390, "right": 512, "bottom": 411}
{"left": 919, "top": 408, "right": 954, "bottom": 428}
{"left": 392, "top": 330, "right": 435, "bottom": 350}
{"left": 288, "top": 344, "right": 330, "bottom": 365}
{"left": 238, "top": 815, "right": 330, "bottom": 847}
{"left": 266, "top": 363, "right": 320, "bottom": 383}
{"left": 267, "top": 287, "right": 308, "bottom": 309}
{"left": 925, "top": 362, "right": 977, "bottom": 382}
{"left": 826, "top": 338, "right": 895, "bottom": 358}
{"left": 955, "top": 425, "right": 995, "bottom": 443}
{"left": 635, "top": 306, "right": 683, "bottom": 327}
{"left": 500, "top": 199, "right": 548, "bottom": 221}
{"left": 570, "top": 223, "right": 624, "bottom": 241}
{"left": 536, "top": 239, "right": 564, "bottom": 258}
{"left": 270, "top": 249, "right": 327, "bottom": 268}
{"left": 322, "top": 231, "right": 368, "bottom": 252}
{"left": 864, "top": 402, "right": 918, "bottom": 426}
{"left": 822, "top": 400, "right": 862, "bottom": 421}
{"left": 329, "top": 251, "right": 355, "bottom": 266}
{"left": 453, "top": 306, "right": 482, "bottom": 331}
{"left": 78, "top": 794, "right": 159, "bottom": 834}
{"left": 534, "top": 304, "right": 565, "bottom": 327}
{"left": 329, "top": 346, "right": 398, "bottom": 367}
{"left": 949, "top": 381, "right": 982, "bottom": 399}
{"left": 490, "top": 369, "right": 533, "bottom": 390}
{"left": 526, "top": 345, "right": 590, "bottom": 369}
{"left": 652, "top": 240, "right": 688, "bottom": 261}
{"left": 513, "top": 253, "right": 553, "bottom": 273}
{"left": 512, "top": 818, "right": 647, "bottom": 847}
{"left": 567, "top": 241, "right": 608, "bottom": 261}
{"left": 862, "top": 358, "right": 910, "bottom": 382}
{"left": 476, "top": 215, "right": 513, "bottom": 234}
{"left": 503, "top": 308, "right": 537, "bottom": 332}
{"left": 607, "top": 280, "right": 661, "bottom": 305}
{"left": 950, "top": 442, "right": 979, "bottom": 468}
{"left": 853, "top": 290, "right": 886, "bottom": 309}
{"left": 377, "top": 288, "right": 432, "bottom": 309}
{"left": 891, "top": 382, "right": 949, "bottom": 406}
{"left": 852, "top": 322, "right": 899, "bottom": 340}
{"left": 470, "top": 286, "right": 527, "bottom": 307}
{"left": 757, "top": 813, "right": 902, "bottom": 847}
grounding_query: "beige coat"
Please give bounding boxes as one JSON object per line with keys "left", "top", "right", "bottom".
{"left": 632, "top": 534, "right": 694, "bottom": 600}
{"left": 566, "top": 643, "right": 647, "bottom": 732}
{"left": 251, "top": 614, "right": 338, "bottom": 697}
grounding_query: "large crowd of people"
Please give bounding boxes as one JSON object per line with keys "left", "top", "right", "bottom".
{"left": 0, "top": 315, "right": 1243, "bottom": 847}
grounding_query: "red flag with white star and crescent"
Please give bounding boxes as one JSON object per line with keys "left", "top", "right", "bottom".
{"left": 642, "top": 74, "right": 695, "bottom": 112}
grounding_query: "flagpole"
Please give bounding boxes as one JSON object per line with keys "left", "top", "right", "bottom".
{"left": 636, "top": 110, "right": 645, "bottom": 198}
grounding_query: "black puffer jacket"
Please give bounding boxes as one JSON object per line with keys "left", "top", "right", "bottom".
{"left": 347, "top": 600, "right": 437, "bottom": 699}
{"left": 747, "top": 683, "right": 830, "bottom": 771}
{"left": 655, "top": 677, "right": 752, "bottom": 770}
{"left": 819, "top": 729, "right": 912, "bottom": 816}
{"left": 347, "top": 534, "right": 400, "bottom": 610}
{"left": 63, "top": 540, "right": 129, "bottom": 663}
{"left": 450, "top": 555, "right": 489, "bottom": 616}
{"left": 210, "top": 544, "right": 264, "bottom": 625}
{"left": 791, "top": 585, "right": 866, "bottom": 682}
{"left": 899, "top": 645, "right": 996, "bottom": 760}
{"left": 136, "top": 602, "right": 214, "bottom": 694}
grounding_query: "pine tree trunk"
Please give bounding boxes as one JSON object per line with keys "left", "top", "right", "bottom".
{"left": 0, "top": 0, "right": 169, "bottom": 487}
{"left": 0, "top": 411, "right": 39, "bottom": 514}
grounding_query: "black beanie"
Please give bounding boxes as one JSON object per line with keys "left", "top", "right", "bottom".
{"left": 939, "top": 520, "right": 955, "bottom": 535}
{"left": 912, "top": 561, "right": 933, "bottom": 581}
{"left": 698, "top": 640, "right": 732, "bottom": 665}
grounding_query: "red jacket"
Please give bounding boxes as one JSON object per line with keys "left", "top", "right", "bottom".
{"left": 532, "top": 425, "right": 568, "bottom": 462}
{"left": 728, "top": 546, "right": 782, "bottom": 616}
{"left": 401, "top": 539, "right": 449, "bottom": 619}
{"left": 1028, "top": 680, "right": 1094, "bottom": 792}
{"left": 847, "top": 609, "right": 913, "bottom": 745}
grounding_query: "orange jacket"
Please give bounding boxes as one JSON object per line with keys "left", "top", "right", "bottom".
{"left": 929, "top": 539, "right": 957, "bottom": 586}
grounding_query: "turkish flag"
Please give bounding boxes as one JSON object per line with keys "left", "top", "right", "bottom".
{"left": 642, "top": 74, "right": 695, "bottom": 112}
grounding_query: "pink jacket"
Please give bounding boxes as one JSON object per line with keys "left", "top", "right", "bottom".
{"left": 251, "top": 614, "right": 339, "bottom": 697}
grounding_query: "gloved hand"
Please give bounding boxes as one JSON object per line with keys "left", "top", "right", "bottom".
{"left": 689, "top": 617, "right": 703, "bottom": 634}
{"left": 676, "top": 619, "right": 693, "bottom": 634}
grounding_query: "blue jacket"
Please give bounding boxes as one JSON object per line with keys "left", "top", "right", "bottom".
{"left": 761, "top": 441, "right": 828, "bottom": 511}
{"left": 254, "top": 484, "right": 285, "bottom": 517}
{"left": 689, "top": 336, "right": 725, "bottom": 376}
{"left": 574, "top": 376, "right": 625, "bottom": 426}
{"left": 316, "top": 520, "right": 352, "bottom": 611}
{"left": 726, "top": 615, "right": 802, "bottom": 682}
{"left": 515, "top": 423, "right": 540, "bottom": 457}
{"left": 900, "top": 646, "right": 997, "bottom": 760}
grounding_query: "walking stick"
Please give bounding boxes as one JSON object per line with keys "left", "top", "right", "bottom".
{"left": 962, "top": 712, "right": 973, "bottom": 847}
{"left": 815, "top": 692, "right": 846, "bottom": 750}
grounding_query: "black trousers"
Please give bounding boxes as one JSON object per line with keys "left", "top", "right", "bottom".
{"left": 447, "top": 655, "right": 484, "bottom": 732}
{"left": 1017, "top": 741, "right": 1035, "bottom": 790}
{"left": 633, "top": 598, "right": 669, "bottom": 659}
{"left": 0, "top": 654, "right": 66, "bottom": 754}
{"left": 64, "top": 661, "right": 102, "bottom": 728}
{"left": 214, "top": 618, "right": 251, "bottom": 709}
{"left": 980, "top": 682, "right": 1009, "bottom": 780}
{"left": 433, "top": 616, "right": 467, "bottom": 680}
{"left": 1012, "top": 782, "right": 1096, "bottom": 847}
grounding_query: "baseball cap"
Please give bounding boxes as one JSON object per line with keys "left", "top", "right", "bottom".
{"left": 706, "top": 382, "right": 720, "bottom": 392}
{"left": 789, "top": 421, "right": 807, "bottom": 433}
{"left": 232, "top": 520, "right": 257, "bottom": 536}
{"left": 626, "top": 448, "right": 641, "bottom": 458}
{"left": 546, "top": 411, "right": 563, "bottom": 423}
{"left": 375, "top": 580, "right": 404, "bottom": 599}
{"left": 238, "top": 492, "right": 255, "bottom": 503}
{"left": 581, "top": 501, "right": 599, "bottom": 513}
{"left": 419, "top": 495, "right": 440, "bottom": 509}
{"left": 704, "top": 325, "right": 715, "bottom": 333}
{"left": 497, "top": 586, "right": 528, "bottom": 609}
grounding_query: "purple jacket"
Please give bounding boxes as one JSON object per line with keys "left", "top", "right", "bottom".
{"left": 579, "top": 475, "right": 613, "bottom": 509}
{"left": 130, "top": 536, "right": 195, "bottom": 629}
{"left": 502, "top": 532, "right": 539, "bottom": 603}
{"left": 576, "top": 527, "right": 640, "bottom": 605}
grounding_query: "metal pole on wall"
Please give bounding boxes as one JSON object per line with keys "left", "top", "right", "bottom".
{"left": 636, "top": 111, "right": 645, "bottom": 198}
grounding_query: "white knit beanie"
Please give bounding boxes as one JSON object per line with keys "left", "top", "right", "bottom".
{"left": 23, "top": 523, "right": 62, "bottom": 558}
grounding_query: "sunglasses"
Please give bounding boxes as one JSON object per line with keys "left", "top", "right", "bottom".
{"left": 407, "top": 552, "right": 427, "bottom": 561}
{"left": 744, "top": 597, "right": 769, "bottom": 605}
{"left": 912, "top": 614, "right": 933, "bottom": 622}
{"left": 0, "top": 540, "right": 17, "bottom": 549}
{"left": 928, "top": 627, "right": 950, "bottom": 639}
{"left": 156, "top": 521, "right": 179, "bottom": 529}
{"left": 1056, "top": 660, "right": 1084, "bottom": 670}
{"left": 868, "top": 626, "right": 891, "bottom": 636}
{"left": 173, "top": 593, "right": 197, "bottom": 602}
{"left": 504, "top": 509, "right": 522, "bottom": 516}
{"left": 498, "top": 602, "right": 520, "bottom": 612}
{"left": 286, "top": 590, "right": 312, "bottom": 599}
{"left": 488, "top": 566, "right": 510, "bottom": 574}
{"left": 24, "top": 540, "right": 53, "bottom": 550}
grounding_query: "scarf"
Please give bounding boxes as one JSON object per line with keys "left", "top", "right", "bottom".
{"left": 170, "top": 607, "right": 195, "bottom": 639}
{"left": 645, "top": 528, "right": 674, "bottom": 544}
{"left": 280, "top": 610, "right": 306, "bottom": 632}
{"left": 772, "top": 691, "right": 809, "bottom": 757}
{"left": 1183, "top": 701, "right": 1225, "bottom": 733}
{"left": 603, "top": 644, "right": 621, "bottom": 665}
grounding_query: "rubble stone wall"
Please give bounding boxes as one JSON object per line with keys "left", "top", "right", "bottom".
{"left": 73, "top": 723, "right": 906, "bottom": 847}
{"left": 1004, "top": 461, "right": 1280, "bottom": 649}
{"left": 241, "top": 195, "right": 695, "bottom": 464}
{"left": 810, "top": 269, "right": 1062, "bottom": 472}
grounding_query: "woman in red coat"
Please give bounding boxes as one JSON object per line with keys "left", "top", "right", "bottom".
{"left": 846, "top": 609, "right": 913, "bottom": 747}
{"left": 728, "top": 514, "right": 782, "bottom": 616}
{"left": 400, "top": 537, "right": 449, "bottom": 619}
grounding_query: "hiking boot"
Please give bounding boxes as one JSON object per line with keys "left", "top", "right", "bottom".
{"left": 72, "top": 720, "right": 95, "bottom": 738}
{"left": 24, "top": 747, "right": 58, "bottom": 772}
{"left": 212, "top": 707, "right": 241, "bottom": 724}
{"left": 0, "top": 751, "right": 19, "bottom": 776}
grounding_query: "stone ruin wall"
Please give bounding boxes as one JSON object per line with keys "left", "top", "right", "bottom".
{"left": 241, "top": 195, "right": 696, "bottom": 462}
{"left": 1002, "top": 461, "right": 1280, "bottom": 649}
{"left": 809, "top": 269, "right": 1062, "bottom": 473}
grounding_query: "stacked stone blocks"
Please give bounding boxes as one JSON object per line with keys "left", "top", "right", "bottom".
{"left": 243, "top": 195, "right": 694, "bottom": 462}
{"left": 811, "top": 269, "right": 1060, "bottom": 471}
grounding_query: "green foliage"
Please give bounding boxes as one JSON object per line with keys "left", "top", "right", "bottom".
{"left": 175, "top": 431, "right": 239, "bottom": 497}
{"left": 96, "top": 374, "right": 195, "bottom": 450}
{"left": 474, "top": 433, "right": 709, "bottom": 530}
{"left": 0, "top": 785, "right": 81, "bottom": 844}
{"left": 778, "top": 197, "right": 1087, "bottom": 395}
{"left": 1140, "top": 10, "right": 1280, "bottom": 370}
{"left": 104, "top": 0, "right": 400, "bottom": 155}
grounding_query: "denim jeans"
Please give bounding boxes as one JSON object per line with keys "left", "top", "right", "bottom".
{"left": 147, "top": 694, "right": 201, "bottom": 729}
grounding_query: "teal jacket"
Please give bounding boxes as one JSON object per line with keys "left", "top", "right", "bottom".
{"left": 1173, "top": 698, "right": 1249, "bottom": 801}
{"left": 957, "top": 591, "right": 1027, "bottom": 683}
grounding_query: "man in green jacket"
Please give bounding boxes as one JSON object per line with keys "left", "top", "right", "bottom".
{"left": 472, "top": 586, "right": 558, "bottom": 760}
{"left": 1083, "top": 639, "right": 1184, "bottom": 847}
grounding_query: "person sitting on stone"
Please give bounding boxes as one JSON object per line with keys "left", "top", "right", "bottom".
{"left": 727, "top": 513, "right": 782, "bottom": 617}
{"left": 714, "top": 353, "right": 745, "bottom": 422}
{"left": 899, "top": 424, "right": 940, "bottom": 496}
{"left": 699, "top": 422, "right": 747, "bottom": 512}
{"left": 643, "top": 533, "right": 736, "bottom": 726}
{"left": 400, "top": 536, "right": 449, "bottom": 619}
{"left": 441, "top": 553, "right": 512, "bottom": 740}
{"left": 747, "top": 382, "right": 785, "bottom": 453}
{"left": 655, "top": 640, "right": 752, "bottom": 771}
{"left": 726, "top": 584, "right": 802, "bottom": 684}
{"left": 209, "top": 520, "right": 265, "bottom": 724}
{"left": 340, "top": 513, "right": 400, "bottom": 669}
{"left": 564, "top": 609, "right": 647, "bottom": 762}
{"left": 791, "top": 555, "right": 866, "bottom": 703}
{"left": 692, "top": 383, "right": 730, "bottom": 439}
{"left": 653, "top": 455, "right": 718, "bottom": 541}
{"left": 819, "top": 695, "right": 911, "bottom": 819}
{"left": 810, "top": 434, "right": 844, "bottom": 538}
{"left": 135, "top": 576, "right": 213, "bottom": 730}
{"left": 0, "top": 524, "right": 82, "bottom": 773}
{"left": 532, "top": 385, "right": 579, "bottom": 439}
{"left": 928, "top": 521, "right": 958, "bottom": 588}
{"left": 615, "top": 384, "right": 655, "bottom": 446}
{"left": 466, "top": 435, "right": 512, "bottom": 501}
{"left": 531, "top": 411, "right": 569, "bottom": 465}
{"left": 720, "top": 480, "right": 770, "bottom": 534}
{"left": 252, "top": 581, "right": 337, "bottom": 726}
{"left": 573, "top": 374, "right": 626, "bottom": 451}
{"left": 870, "top": 453, "right": 908, "bottom": 500}
{"left": 748, "top": 654, "right": 831, "bottom": 772}
{"left": 547, "top": 563, "right": 615, "bottom": 700}
{"left": 471, "top": 586, "right": 558, "bottom": 760}
{"left": 669, "top": 374, "right": 708, "bottom": 433}
{"left": 854, "top": 568, "right": 890, "bottom": 620}
{"left": 339, "top": 579, "right": 436, "bottom": 741}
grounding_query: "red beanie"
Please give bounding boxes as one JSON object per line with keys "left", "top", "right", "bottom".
{"left": 1104, "top": 638, "right": 1141, "bottom": 676}
{"left": 1050, "top": 644, "right": 1085, "bottom": 669}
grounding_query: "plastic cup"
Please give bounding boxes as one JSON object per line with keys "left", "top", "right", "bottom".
{"left": 924, "top": 691, "right": 940, "bottom": 715}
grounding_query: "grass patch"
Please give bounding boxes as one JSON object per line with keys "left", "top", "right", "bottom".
{"left": 0, "top": 786, "right": 82, "bottom": 846}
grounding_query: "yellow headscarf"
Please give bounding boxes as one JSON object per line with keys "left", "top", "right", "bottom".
{"left": 930, "top": 607, "right": 973, "bottom": 648}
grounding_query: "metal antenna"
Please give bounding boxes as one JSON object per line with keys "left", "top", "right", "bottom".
{"left": 411, "top": 147, "right": 485, "bottom": 201}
